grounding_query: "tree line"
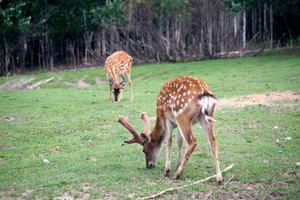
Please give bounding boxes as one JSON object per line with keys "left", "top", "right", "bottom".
{"left": 0, "top": 0, "right": 299, "bottom": 76}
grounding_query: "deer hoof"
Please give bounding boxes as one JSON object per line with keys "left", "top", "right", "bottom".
{"left": 164, "top": 169, "right": 171, "bottom": 177}
{"left": 173, "top": 172, "right": 181, "bottom": 180}
{"left": 217, "top": 176, "right": 222, "bottom": 185}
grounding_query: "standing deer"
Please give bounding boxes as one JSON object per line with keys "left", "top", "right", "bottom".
{"left": 104, "top": 51, "right": 133, "bottom": 102}
{"left": 118, "top": 76, "right": 222, "bottom": 184}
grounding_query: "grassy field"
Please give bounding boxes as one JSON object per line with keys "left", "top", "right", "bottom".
{"left": 0, "top": 53, "right": 299, "bottom": 199}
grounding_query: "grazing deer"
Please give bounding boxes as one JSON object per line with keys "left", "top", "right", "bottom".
{"left": 118, "top": 76, "right": 222, "bottom": 184}
{"left": 104, "top": 51, "right": 133, "bottom": 102}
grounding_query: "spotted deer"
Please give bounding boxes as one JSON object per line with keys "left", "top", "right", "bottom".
{"left": 104, "top": 51, "right": 133, "bottom": 102}
{"left": 118, "top": 76, "right": 222, "bottom": 184}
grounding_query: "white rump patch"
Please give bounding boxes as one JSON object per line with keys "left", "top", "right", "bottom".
{"left": 199, "top": 96, "right": 217, "bottom": 123}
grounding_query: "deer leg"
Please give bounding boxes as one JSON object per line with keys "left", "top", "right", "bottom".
{"left": 126, "top": 72, "right": 133, "bottom": 101}
{"left": 173, "top": 118, "right": 197, "bottom": 179}
{"left": 199, "top": 112, "right": 222, "bottom": 184}
{"left": 177, "top": 130, "right": 183, "bottom": 170}
{"left": 162, "top": 120, "right": 173, "bottom": 176}
{"left": 121, "top": 75, "right": 126, "bottom": 83}
{"left": 118, "top": 89, "right": 124, "bottom": 102}
{"left": 109, "top": 88, "right": 113, "bottom": 102}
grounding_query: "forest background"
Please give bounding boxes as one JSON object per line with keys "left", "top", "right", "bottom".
{"left": 0, "top": 0, "right": 299, "bottom": 76}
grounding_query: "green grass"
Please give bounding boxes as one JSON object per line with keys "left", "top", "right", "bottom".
{"left": 0, "top": 54, "right": 299, "bottom": 199}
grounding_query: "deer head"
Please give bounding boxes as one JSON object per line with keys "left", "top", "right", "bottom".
{"left": 109, "top": 79, "right": 125, "bottom": 102}
{"left": 118, "top": 113, "right": 159, "bottom": 168}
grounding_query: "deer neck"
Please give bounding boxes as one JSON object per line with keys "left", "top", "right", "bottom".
{"left": 149, "top": 116, "right": 165, "bottom": 147}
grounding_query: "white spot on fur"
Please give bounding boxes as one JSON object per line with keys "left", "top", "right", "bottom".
{"left": 174, "top": 108, "right": 184, "bottom": 117}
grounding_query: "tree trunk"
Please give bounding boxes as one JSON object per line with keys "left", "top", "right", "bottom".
{"left": 40, "top": 37, "right": 46, "bottom": 71}
{"left": 4, "top": 38, "right": 12, "bottom": 76}
{"left": 29, "top": 39, "right": 34, "bottom": 68}
{"left": 258, "top": 2, "right": 262, "bottom": 44}
{"left": 263, "top": 3, "right": 268, "bottom": 43}
{"left": 234, "top": 15, "right": 237, "bottom": 39}
{"left": 269, "top": 3, "right": 273, "bottom": 49}
{"left": 208, "top": 15, "right": 212, "bottom": 55}
{"left": 20, "top": 36, "right": 27, "bottom": 72}
{"left": 50, "top": 39, "right": 54, "bottom": 71}
{"left": 102, "top": 29, "right": 106, "bottom": 57}
{"left": 252, "top": 9, "right": 256, "bottom": 47}
{"left": 242, "top": 1, "right": 246, "bottom": 50}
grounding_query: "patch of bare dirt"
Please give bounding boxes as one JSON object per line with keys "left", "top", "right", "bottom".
{"left": 52, "top": 183, "right": 125, "bottom": 200}
{"left": 3, "top": 145, "right": 16, "bottom": 149}
{"left": 184, "top": 181, "right": 267, "bottom": 200}
{"left": 50, "top": 146, "right": 60, "bottom": 154}
{"left": 0, "top": 189, "right": 34, "bottom": 200}
{"left": 0, "top": 191, "right": 13, "bottom": 200}
{"left": 133, "top": 72, "right": 152, "bottom": 82}
{"left": 22, "top": 189, "right": 34, "bottom": 198}
{"left": 90, "top": 157, "right": 97, "bottom": 162}
{"left": 64, "top": 75, "right": 91, "bottom": 87}
{"left": 217, "top": 91, "right": 299, "bottom": 108}
{"left": 57, "top": 76, "right": 64, "bottom": 81}
{"left": 1, "top": 116, "right": 17, "bottom": 122}
{"left": 95, "top": 77, "right": 106, "bottom": 86}
{"left": 0, "top": 157, "right": 7, "bottom": 164}
{"left": 159, "top": 180, "right": 292, "bottom": 200}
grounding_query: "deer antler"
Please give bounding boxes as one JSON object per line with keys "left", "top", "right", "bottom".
{"left": 118, "top": 116, "right": 145, "bottom": 145}
{"left": 141, "top": 112, "right": 150, "bottom": 135}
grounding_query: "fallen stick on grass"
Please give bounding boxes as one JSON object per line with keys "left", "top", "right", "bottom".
{"left": 224, "top": 175, "right": 235, "bottom": 186}
{"left": 138, "top": 163, "right": 235, "bottom": 200}
{"left": 27, "top": 77, "right": 54, "bottom": 89}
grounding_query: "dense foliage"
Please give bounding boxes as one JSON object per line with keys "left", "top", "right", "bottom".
{"left": 0, "top": 0, "right": 299, "bottom": 76}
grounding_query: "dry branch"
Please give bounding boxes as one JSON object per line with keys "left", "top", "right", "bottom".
{"left": 138, "top": 163, "right": 234, "bottom": 200}
{"left": 224, "top": 175, "right": 235, "bottom": 186}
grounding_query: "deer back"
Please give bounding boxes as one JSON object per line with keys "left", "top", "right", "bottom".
{"left": 156, "top": 76, "right": 216, "bottom": 119}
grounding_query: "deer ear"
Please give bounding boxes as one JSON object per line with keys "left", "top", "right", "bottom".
{"left": 140, "top": 133, "right": 150, "bottom": 143}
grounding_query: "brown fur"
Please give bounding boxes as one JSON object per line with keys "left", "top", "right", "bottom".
{"left": 144, "top": 76, "right": 222, "bottom": 183}
{"left": 104, "top": 51, "right": 133, "bottom": 102}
